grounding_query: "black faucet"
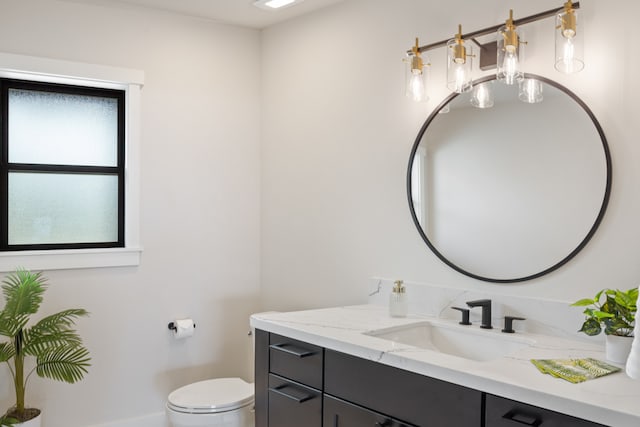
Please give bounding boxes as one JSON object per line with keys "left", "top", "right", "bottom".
{"left": 502, "top": 316, "right": 526, "bottom": 333}
{"left": 451, "top": 307, "right": 471, "bottom": 325}
{"left": 466, "top": 299, "right": 492, "bottom": 329}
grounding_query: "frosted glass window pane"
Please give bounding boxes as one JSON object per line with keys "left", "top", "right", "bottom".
{"left": 8, "top": 173, "right": 118, "bottom": 245}
{"left": 8, "top": 89, "right": 118, "bottom": 166}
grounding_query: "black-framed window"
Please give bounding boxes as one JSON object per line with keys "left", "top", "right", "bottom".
{"left": 0, "top": 79, "right": 125, "bottom": 251}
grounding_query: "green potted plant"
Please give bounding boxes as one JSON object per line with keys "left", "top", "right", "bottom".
{"left": 572, "top": 287, "right": 638, "bottom": 364}
{"left": 0, "top": 269, "right": 91, "bottom": 426}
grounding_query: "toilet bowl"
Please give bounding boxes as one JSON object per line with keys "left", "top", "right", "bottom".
{"left": 166, "top": 377, "right": 254, "bottom": 427}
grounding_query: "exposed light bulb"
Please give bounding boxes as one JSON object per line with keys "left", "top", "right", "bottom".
{"left": 446, "top": 25, "right": 472, "bottom": 93}
{"left": 555, "top": 1, "right": 584, "bottom": 74}
{"left": 563, "top": 38, "right": 575, "bottom": 63}
{"left": 454, "top": 65, "right": 467, "bottom": 93}
{"left": 502, "top": 52, "right": 519, "bottom": 84}
{"left": 562, "top": 27, "right": 576, "bottom": 39}
{"left": 497, "top": 9, "right": 524, "bottom": 85}
{"left": 409, "top": 70, "right": 426, "bottom": 102}
{"left": 405, "top": 38, "right": 429, "bottom": 102}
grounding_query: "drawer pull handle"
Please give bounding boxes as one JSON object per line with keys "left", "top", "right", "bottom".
{"left": 270, "top": 343, "right": 316, "bottom": 358}
{"left": 269, "top": 385, "right": 315, "bottom": 403}
{"left": 503, "top": 411, "right": 542, "bottom": 426}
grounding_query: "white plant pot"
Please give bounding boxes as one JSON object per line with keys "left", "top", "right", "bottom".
{"left": 13, "top": 411, "right": 41, "bottom": 427}
{"left": 606, "top": 334, "right": 633, "bottom": 364}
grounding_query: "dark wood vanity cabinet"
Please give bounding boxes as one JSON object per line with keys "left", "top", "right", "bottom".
{"left": 268, "top": 374, "right": 321, "bottom": 427}
{"left": 255, "top": 329, "right": 605, "bottom": 427}
{"left": 485, "top": 394, "right": 607, "bottom": 427}
{"left": 324, "top": 395, "right": 417, "bottom": 427}
{"left": 324, "top": 349, "right": 481, "bottom": 426}
{"left": 257, "top": 332, "right": 324, "bottom": 427}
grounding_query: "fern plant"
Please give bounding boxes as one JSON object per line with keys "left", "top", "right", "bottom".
{"left": 0, "top": 269, "right": 90, "bottom": 423}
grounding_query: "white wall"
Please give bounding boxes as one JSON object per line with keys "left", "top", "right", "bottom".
{"left": 0, "top": 1, "right": 261, "bottom": 426}
{"left": 260, "top": 0, "right": 640, "bottom": 309}
{"left": 1, "top": 0, "right": 640, "bottom": 426}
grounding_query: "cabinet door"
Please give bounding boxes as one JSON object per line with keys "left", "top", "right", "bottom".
{"left": 486, "top": 394, "right": 607, "bottom": 427}
{"left": 324, "top": 395, "right": 416, "bottom": 427}
{"left": 269, "top": 333, "right": 324, "bottom": 389}
{"left": 268, "top": 374, "right": 322, "bottom": 427}
{"left": 325, "top": 350, "right": 482, "bottom": 426}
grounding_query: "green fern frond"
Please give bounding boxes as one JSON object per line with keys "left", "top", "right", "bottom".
{"left": 0, "top": 341, "right": 15, "bottom": 363}
{"left": 0, "top": 312, "right": 29, "bottom": 338}
{"left": 30, "top": 309, "right": 89, "bottom": 333}
{"left": 23, "top": 329, "right": 83, "bottom": 357}
{"left": 1, "top": 270, "right": 46, "bottom": 318}
{"left": 36, "top": 345, "right": 90, "bottom": 383}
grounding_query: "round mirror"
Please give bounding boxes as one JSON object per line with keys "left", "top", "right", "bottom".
{"left": 407, "top": 75, "right": 611, "bottom": 283}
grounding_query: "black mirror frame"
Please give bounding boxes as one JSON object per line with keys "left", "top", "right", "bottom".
{"left": 406, "top": 74, "right": 612, "bottom": 283}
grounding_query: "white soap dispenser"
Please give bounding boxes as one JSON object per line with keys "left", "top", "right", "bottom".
{"left": 389, "top": 280, "right": 408, "bottom": 318}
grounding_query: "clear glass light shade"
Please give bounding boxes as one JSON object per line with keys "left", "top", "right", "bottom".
{"left": 518, "top": 78, "right": 544, "bottom": 103}
{"left": 555, "top": 9, "right": 584, "bottom": 73}
{"left": 470, "top": 82, "right": 494, "bottom": 108}
{"left": 405, "top": 54, "right": 429, "bottom": 102}
{"left": 497, "top": 25, "right": 524, "bottom": 85}
{"left": 446, "top": 39, "right": 473, "bottom": 93}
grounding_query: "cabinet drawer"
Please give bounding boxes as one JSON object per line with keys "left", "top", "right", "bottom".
{"left": 486, "top": 394, "right": 607, "bottom": 427}
{"left": 269, "top": 333, "right": 323, "bottom": 389}
{"left": 324, "top": 395, "right": 417, "bottom": 427}
{"left": 325, "top": 350, "right": 482, "bottom": 427}
{"left": 268, "top": 374, "right": 321, "bottom": 427}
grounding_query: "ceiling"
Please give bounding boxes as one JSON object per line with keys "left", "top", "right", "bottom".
{"left": 59, "top": 0, "right": 347, "bottom": 29}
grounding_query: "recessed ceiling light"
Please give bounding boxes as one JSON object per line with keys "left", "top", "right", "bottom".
{"left": 253, "top": 0, "right": 304, "bottom": 10}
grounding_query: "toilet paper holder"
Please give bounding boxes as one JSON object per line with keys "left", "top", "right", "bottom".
{"left": 168, "top": 321, "right": 197, "bottom": 331}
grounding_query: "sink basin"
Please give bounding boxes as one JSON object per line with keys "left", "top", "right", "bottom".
{"left": 364, "top": 320, "right": 534, "bottom": 362}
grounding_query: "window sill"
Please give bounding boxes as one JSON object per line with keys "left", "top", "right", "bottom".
{"left": 0, "top": 247, "right": 142, "bottom": 272}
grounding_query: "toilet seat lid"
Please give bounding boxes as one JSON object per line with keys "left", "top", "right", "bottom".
{"left": 168, "top": 378, "right": 254, "bottom": 414}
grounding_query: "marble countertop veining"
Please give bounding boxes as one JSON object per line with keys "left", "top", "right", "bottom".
{"left": 250, "top": 304, "right": 640, "bottom": 427}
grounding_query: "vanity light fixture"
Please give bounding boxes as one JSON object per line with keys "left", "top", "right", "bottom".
{"left": 405, "top": 38, "right": 429, "bottom": 102}
{"left": 253, "top": 0, "right": 303, "bottom": 10}
{"left": 404, "top": 2, "right": 582, "bottom": 102}
{"left": 497, "top": 10, "right": 524, "bottom": 85}
{"left": 446, "top": 25, "right": 473, "bottom": 93}
{"left": 518, "top": 78, "right": 544, "bottom": 103}
{"left": 470, "top": 81, "right": 494, "bottom": 108}
{"left": 555, "top": 0, "right": 584, "bottom": 73}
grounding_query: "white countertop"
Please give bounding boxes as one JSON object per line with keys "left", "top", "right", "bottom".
{"left": 251, "top": 304, "right": 640, "bottom": 427}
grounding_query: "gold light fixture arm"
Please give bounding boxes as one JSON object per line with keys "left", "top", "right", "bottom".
{"left": 501, "top": 9, "right": 519, "bottom": 52}
{"left": 452, "top": 25, "right": 467, "bottom": 64}
{"left": 559, "top": 0, "right": 577, "bottom": 38}
{"left": 407, "top": 2, "right": 579, "bottom": 55}
{"left": 410, "top": 37, "right": 424, "bottom": 73}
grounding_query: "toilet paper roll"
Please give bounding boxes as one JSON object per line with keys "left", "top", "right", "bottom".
{"left": 173, "top": 318, "right": 195, "bottom": 339}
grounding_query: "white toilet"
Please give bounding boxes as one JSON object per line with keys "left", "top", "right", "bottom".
{"left": 166, "top": 377, "right": 254, "bottom": 427}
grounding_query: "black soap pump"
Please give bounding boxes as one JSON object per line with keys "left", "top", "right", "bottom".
{"left": 389, "top": 280, "right": 408, "bottom": 317}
